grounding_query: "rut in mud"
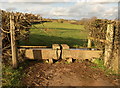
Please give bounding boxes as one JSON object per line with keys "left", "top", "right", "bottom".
{"left": 22, "top": 60, "right": 119, "bottom": 86}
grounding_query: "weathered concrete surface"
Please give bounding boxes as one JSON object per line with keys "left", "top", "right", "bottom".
{"left": 19, "top": 43, "right": 102, "bottom": 60}
{"left": 23, "top": 49, "right": 58, "bottom": 60}
{"left": 41, "top": 49, "right": 58, "bottom": 60}
{"left": 56, "top": 50, "right": 61, "bottom": 59}
{"left": 25, "top": 49, "right": 34, "bottom": 59}
{"left": 62, "top": 50, "right": 102, "bottom": 60}
{"left": 61, "top": 44, "right": 69, "bottom": 49}
{"left": 23, "top": 49, "right": 102, "bottom": 60}
{"left": 52, "top": 44, "right": 60, "bottom": 50}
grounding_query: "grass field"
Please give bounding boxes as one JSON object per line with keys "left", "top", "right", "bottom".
{"left": 20, "top": 22, "right": 88, "bottom": 47}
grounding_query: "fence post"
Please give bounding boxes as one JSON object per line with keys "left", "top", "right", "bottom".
{"left": 111, "top": 22, "right": 119, "bottom": 74}
{"left": 104, "top": 24, "right": 114, "bottom": 67}
{"left": 87, "top": 38, "right": 92, "bottom": 48}
{"left": 10, "top": 13, "right": 18, "bottom": 68}
{"left": 88, "top": 32, "right": 92, "bottom": 48}
{"left": 119, "top": 25, "right": 120, "bottom": 74}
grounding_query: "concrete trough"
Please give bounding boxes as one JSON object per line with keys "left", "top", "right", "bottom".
{"left": 62, "top": 49, "right": 103, "bottom": 60}
{"left": 18, "top": 44, "right": 103, "bottom": 61}
{"left": 19, "top": 48, "right": 60, "bottom": 60}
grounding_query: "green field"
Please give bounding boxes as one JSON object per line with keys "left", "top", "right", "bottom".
{"left": 20, "top": 22, "right": 88, "bottom": 47}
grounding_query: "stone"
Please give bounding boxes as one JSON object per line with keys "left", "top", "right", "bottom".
{"left": 52, "top": 44, "right": 60, "bottom": 50}
{"left": 48, "top": 59, "right": 53, "bottom": 64}
{"left": 61, "top": 44, "right": 70, "bottom": 49}
{"left": 66, "top": 57, "right": 72, "bottom": 63}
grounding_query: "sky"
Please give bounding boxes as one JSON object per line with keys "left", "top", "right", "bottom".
{"left": 0, "top": 0, "right": 119, "bottom": 20}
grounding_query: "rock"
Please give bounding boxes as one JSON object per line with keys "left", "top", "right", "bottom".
{"left": 61, "top": 44, "right": 70, "bottom": 49}
{"left": 52, "top": 44, "right": 60, "bottom": 50}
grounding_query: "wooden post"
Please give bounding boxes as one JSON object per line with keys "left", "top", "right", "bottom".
{"left": 119, "top": 23, "right": 120, "bottom": 74}
{"left": 88, "top": 32, "right": 92, "bottom": 48}
{"left": 10, "top": 13, "right": 18, "bottom": 68}
{"left": 111, "top": 22, "right": 119, "bottom": 74}
{"left": 104, "top": 24, "right": 114, "bottom": 67}
{"left": 87, "top": 38, "right": 92, "bottom": 48}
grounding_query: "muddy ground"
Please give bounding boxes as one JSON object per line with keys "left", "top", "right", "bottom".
{"left": 22, "top": 60, "right": 119, "bottom": 87}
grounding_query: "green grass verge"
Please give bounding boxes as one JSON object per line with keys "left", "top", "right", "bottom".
{"left": 2, "top": 64, "right": 23, "bottom": 86}
{"left": 20, "top": 22, "right": 88, "bottom": 47}
{"left": 91, "top": 58, "right": 120, "bottom": 75}
{"left": 91, "top": 58, "right": 105, "bottom": 69}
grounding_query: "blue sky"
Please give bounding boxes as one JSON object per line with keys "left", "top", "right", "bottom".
{"left": 0, "top": 0, "right": 119, "bottom": 20}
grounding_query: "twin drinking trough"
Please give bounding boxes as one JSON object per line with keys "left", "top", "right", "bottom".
{"left": 18, "top": 44, "right": 102, "bottom": 63}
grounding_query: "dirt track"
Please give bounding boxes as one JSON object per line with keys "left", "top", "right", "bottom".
{"left": 22, "top": 60, "right": 119, "bottom": 86}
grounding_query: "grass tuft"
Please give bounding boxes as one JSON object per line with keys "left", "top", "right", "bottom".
{"left": 2, "top": 64, "right": 23, "bottom": 86}
{"left": 91, "top": 58, "right": 120, "bottom": 75}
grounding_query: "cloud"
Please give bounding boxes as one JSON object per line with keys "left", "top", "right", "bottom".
{"left": 49, "top": 7, "right": 69, "bottom": 16}
{"left": 103, "top": 6, "right": 118, "bottom": 18}
{"left": 87, "top": 0, "right": 119, "bottom": 2}
{"left": 0, "top": 0, "right": 118, "bottom": 20}
{"left": 41, "top": 0, "right": 78, "bottom": 2}
{"left": 48, "top": 1, "right": 118, "bottom": 19}
{"left": 1, "top": 0, "right": 119, "bottom": 3}
{"left": 0, "top": 0, "right": 78, "bottom": 2}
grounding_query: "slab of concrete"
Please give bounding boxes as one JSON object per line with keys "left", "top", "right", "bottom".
{"left": 25, "top": 49, "right": 34, "bottom": 59}
{"left": 19, "top": 45, "right": 102, "bottom": 60}
{"left": 56, "top": 50, "right": 61, "bottom": 59}
{"left": 61, "top": 44, "right": 69, "bottom": 49}
{"left": 52, "top": 44, "right": 60, "bottom": 50}
{"left": 62, "top": 49, "right": 102, "bottom": 60}
{"left": 62, "top": 50, "right": 71, "bottom": 59}
{"left": 41, "top": 49, "right": 58, "bottom": 59}
{"left": 23, "top": 49, "right": 58, "bottom": 60}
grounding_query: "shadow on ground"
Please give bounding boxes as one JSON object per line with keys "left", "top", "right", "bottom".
{"left": 19, "top": 34, "right": 88, "bottom": 47}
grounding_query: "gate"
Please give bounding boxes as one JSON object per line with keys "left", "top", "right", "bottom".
{"left": 7, "top": 13, "right": 120, "bottom": 74}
